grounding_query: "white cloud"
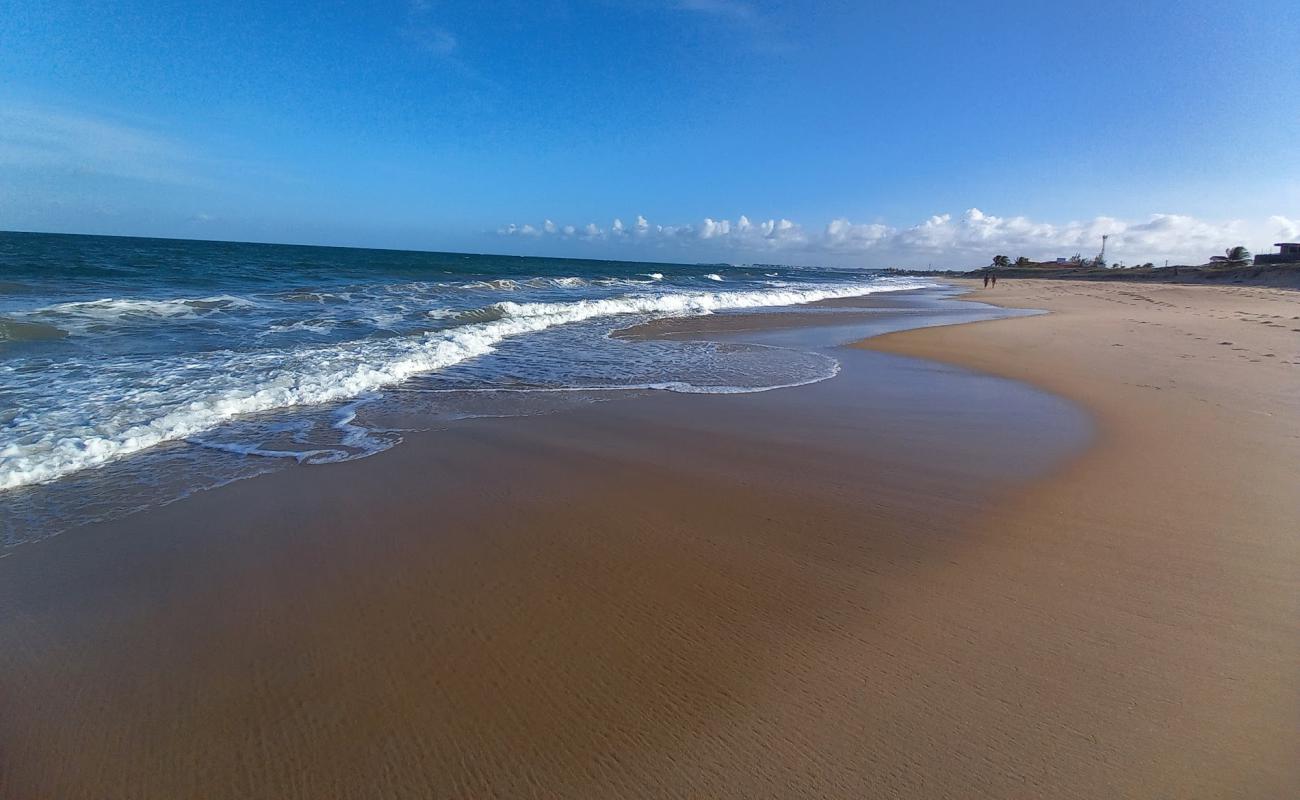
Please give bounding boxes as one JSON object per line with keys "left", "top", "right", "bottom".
{"left": 0, "top": 106, "right": 197, "bottom": 185}
{"left": 498, "top": 208, "right": 1287, "bottom": 266}
{"left": 824, "top": 218, "right": 890, "bottom": 250}
{"left": 1268, "top": 215, "right": 1299, "bottom": 241}
{"left": 496, "top": 222, "right": 542, "bottom": 237}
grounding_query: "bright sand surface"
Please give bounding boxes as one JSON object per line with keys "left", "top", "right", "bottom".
{"left": 1, "top": 281, "right": 1297, "bottom": 798}
{"left": 860, "top": 280, "right": 1300, "bottom": 797}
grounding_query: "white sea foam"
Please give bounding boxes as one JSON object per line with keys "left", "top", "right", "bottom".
{"left": 190, "top": 438, "right": 350, "bottom": 464}
{"left": 594, "top": 276, "right": 662, "bottom": 288}
{"left": 0, "top": 277, "right": 929, "bottom": 490}
{"left": 547, "top": 276, "right": 589, "bottom": 288}
{"left": 491, "top": 281, "right": 911, "bottom": 321}
{"left": 259, "top": 319, "right": 336, "bottom": 336}
{"left": 704, "top": 273, "right": 724, "bottom": 281}
{"left": 461, "top": 278, "right": 521, "bottom": 290}
{"left": 405, "top": 367, "right": 840, "bottom": 397}
{"left": 37, "top": 295, "right": 256, "bottom": 319}
{"left": 14, "top": 295, "right": 260, "bottom": 336}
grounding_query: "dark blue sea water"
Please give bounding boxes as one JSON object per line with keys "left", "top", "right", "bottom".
{"left": 0, "top": 232, "right": 930, "bottom": 542}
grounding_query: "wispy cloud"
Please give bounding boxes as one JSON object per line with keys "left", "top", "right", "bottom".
{"left": 399, "top": 1, "right": 502, "bottom": 88}
{"left": 670, "top": 0, "right": 792, "bottom": 51}
{"left": 675, "top": 0, "right": 756, "bottom": 22}
{"left": 499, "top": 209, "right": 1290, "bottom": 266}
{"left": 0, "top": 106, "right": 198, "bottom": 186}
{"left": 1268, "top": 215, "right": 1299, "bottom": 241}
{"left": 403, "top": 0, "right": 458, "bottom": 57}
{"left": 407, "top": 25, "right": 458, "bottom": 56}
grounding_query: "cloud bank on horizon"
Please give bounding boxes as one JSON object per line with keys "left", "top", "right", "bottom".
{"left": 3, "top": 99, "right": 1292, "bottom": 268}
{"left": 3, "top": 2, "right": 1296, "bottom": 262}
{"left": 498, "top": 209, "right": 1300, "bottom": 268}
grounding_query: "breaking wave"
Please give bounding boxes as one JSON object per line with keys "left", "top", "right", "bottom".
{"left": 0, "top": 278, "right": 925, "bottom": 490}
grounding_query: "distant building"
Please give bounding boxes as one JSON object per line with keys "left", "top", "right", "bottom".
{"left": 1255, "top": 243, "right": 1300, "bottom": 265}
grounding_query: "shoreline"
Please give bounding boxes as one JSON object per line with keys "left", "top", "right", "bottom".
{"left": 2, "top": 282, "right": 1296, "bottom": 797}
{"left": 888, "top": 262, "right": 1300, "bottom": 289}
{"left": 0, "top": 285, "right": 1017, "bottom": 548}
{"left": 859, "top": 279, "right": 1299, "bottom": 796}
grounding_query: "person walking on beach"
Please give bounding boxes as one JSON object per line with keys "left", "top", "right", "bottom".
{"left": 983, "top": 273, "right": 990, "bottom": 288}
{"left": 991, "top": 273, "right": 998, "bottom": 288}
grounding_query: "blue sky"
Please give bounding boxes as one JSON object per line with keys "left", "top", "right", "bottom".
{"left": 1, "top": 0, "right": 1297, "bottom": 266}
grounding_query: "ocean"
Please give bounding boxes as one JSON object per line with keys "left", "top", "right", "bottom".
{"left": 0, "top": 232, "right": 930, "bottom": 542}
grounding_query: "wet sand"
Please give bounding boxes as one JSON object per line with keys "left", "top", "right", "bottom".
{"left": 1, "top": 284, "right": 1296, "bottom": 798}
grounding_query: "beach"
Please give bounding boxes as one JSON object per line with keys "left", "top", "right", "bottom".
{"left": 1, "top": 280, "right": 1296, "bottom": 798}
{"left": 863, "top": 279, "right": 1300, "bottom": 796}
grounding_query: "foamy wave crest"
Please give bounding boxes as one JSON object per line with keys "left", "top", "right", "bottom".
{"left": 464, "top": 276, "right": 593, "bottom": 290}
{"left": 461, "top": 279, "right": 520, "bottom": 290}
{"left": 258, "top": 319, "right": 336, "bottom": 336}
{"left": 38, "top": 295, "right": 256, "bottom": 319}
{"left": 492, "top": 280, "right": 919, "bottom": 321}
{"left": 524, "top": 276, "right": 588, "bottom": 288}
{"left": 0, "top": 277, "right": 929, "bottom": 490}
{"left": 594, "top": 276, "right": 663, "bottom": 288}
{"left": 17, "top": 295, "right": 259, "bottom": 335}
{"left": 704, "top": 273, "right": 724, "bottom": 281}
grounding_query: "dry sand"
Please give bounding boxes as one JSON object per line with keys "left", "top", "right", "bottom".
{"left": 1, "top": 281, "right": 1296, "bottom": 798}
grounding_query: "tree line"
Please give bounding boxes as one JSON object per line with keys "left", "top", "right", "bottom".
{"left": 986, "top": 246, "right": 1251, "bottom": 270}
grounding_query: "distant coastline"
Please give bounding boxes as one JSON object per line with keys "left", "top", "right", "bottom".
{"left": 887, "top": 261, "right": 1300, "bottom": 288}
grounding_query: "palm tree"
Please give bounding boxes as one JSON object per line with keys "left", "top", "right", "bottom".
{"left": 992, "top": 255, "right": 1010, "bottom": 269}
{"left": 1225, "top": 246, "right": 1251, "bottom": 264}
{"left": 1014, "top": 256, "right": 1031, "bottom": 267}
